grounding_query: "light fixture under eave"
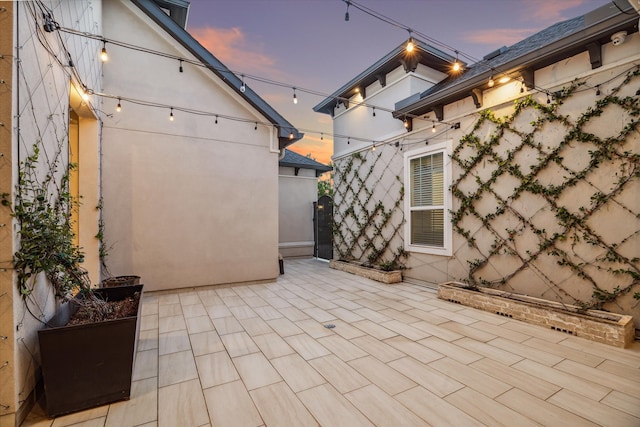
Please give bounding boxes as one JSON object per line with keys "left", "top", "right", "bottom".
{"left": 403, "top": 117, "right": 409, "bottom": 128}
{"left": 451, "top": 51, "right": 461, "bottom": 72}
{"left": 116, "top": 98, "right": 121, "bottom": 112}
{"left": 406, "top": 37, "right": 415, "bottom": 53}
{"left": 100, "top": 41, "right": 108, "bottom": 62}
{"left": 488, "top": 76, "right": 495, "bottom": 88}
{"left": 289, "top": 131, "right": 294, "bottom": 140}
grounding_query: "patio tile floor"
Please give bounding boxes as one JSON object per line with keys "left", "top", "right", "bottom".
{"left": 23, "top": 258, "right": 640, "bottom": 427}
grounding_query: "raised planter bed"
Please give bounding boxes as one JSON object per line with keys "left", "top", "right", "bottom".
{"left": 329, "top": 260, "right": 402, "bottom": 284}
{"left": 438, "top": 282, "right": 634, "bottom": 348}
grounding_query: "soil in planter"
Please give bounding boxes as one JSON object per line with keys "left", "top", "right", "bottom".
{"left": 67, "top": 292, "right": 141, "bottom": 326}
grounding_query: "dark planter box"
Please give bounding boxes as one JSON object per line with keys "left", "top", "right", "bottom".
{"left": 38, "top": 284, "right": 144, "bottom": 417}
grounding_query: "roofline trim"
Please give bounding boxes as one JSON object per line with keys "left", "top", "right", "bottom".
{"left": 393, "top": 5, "right": 638, "bottom": 118}
{"left": 131, "top": 0, "right": 303, "bottom": 148}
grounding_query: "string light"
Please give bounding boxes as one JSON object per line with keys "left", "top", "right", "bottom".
{"left": 100, "top": 41, "right": 108, "bottom": 62}
{"left": 520, "top": 81, "right": 525, "bottom": 93}
{"left": 215, "top": 115, "right": 218, "bottom": 124}
{"left": 254, "top": 122, "right": 258, "bottom": 130}
{"left": 596, "top": 85, "right": 601, "bottom": 96}
{"left": 488, "top": 74, "right": 494, "bottom": 88}
{"left": 169, "top": 108, "right": 174, "bottom": 121}
{"left": 547, "top": 93, "right": 551, "bottom": 104}
{"left": 116, "top": 98, "right": 121, "bottom": 112}
{"left": 293, "top": 87, "right": 298, "bottom": 104}
{"left": 372, "top": 107, "right": 376, "bottom": 117}
{"left": 431, "top": 122, "right": 436, "bottom": 133}
{"left": 240, "top": 74, "right": 246, "bottom": 93}
{"left": 179, "top": 59, "right": 183, "bottom": 73}
{"left": 452, "top": 51, "right": 461, "bottom": 72}
{"left": 347, "top": 137, "right": 350, "bottom": 144}
{"left": 371, "top": 144, "right": 376, "bottom": 152}
{"left": 288, "top": 131, "right": 294, "bottom": 140}
{"left": 344, "top": 1, "right": 350, "bottom": 21}
{"left": 406, "top": 33, "right": 415, "bottom": 53}
{"left": 403, "top": 117, "right": 409, "bottom": 128}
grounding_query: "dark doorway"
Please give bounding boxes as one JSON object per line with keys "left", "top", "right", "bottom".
{"left": 314, "top": 195, "right": 333, "bottom": 260}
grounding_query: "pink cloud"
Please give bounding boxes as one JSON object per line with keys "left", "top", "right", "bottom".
{"left": 190, "top": 26, "right": 279, "bottom": 76}
{"left": 464, "top": 0, "right": 590, "bottom": 48}
{"left": 464, "top": 28, "right": 537, "bottom": 47}
{"left": 525, "top": 0, "right": 586, "bottom": 21}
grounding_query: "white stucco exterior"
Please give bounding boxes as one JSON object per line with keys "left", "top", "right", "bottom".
{"left": 1, "top": 1, "right": 298, "bottom": 423}
{"left": 323, "top": 9, "right": 640, "bottom": 329}
{"left": 101, "top": 0, "right": 282, "bottom": 291}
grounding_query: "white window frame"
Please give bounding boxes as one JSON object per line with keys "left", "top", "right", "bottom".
{"left": 403, "top": 140, "right": 453, "bottom": 256}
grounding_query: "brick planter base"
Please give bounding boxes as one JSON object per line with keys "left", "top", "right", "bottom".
{"left": 438, "top": 282, "right": 634, "bottom": 348}
{"left": 329, "top": 260, "right": 402, "bottom": 284}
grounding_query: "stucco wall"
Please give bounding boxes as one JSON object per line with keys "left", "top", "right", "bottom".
{"left": 101, "top": 0, "right": 279, "bottom": 291}
{"left": 1, "top": 1, "right": 103, "bottom": 424}
{"left": 332, "top": 32, "right": 640, "bottom": 326}
{"left": 278, "top": 167, "right": 317, "bottom": 257}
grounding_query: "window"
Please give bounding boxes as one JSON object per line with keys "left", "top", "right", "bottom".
{"left": 404, "top": 141, "right": 452, "bottom": 256}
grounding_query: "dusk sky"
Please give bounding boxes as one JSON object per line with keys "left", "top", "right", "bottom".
{"left": 186, "top": 0, "right": 612, "bottom": 164}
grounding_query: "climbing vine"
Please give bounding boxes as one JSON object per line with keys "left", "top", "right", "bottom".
{"left": 1, "top": 140, "right": 108, "bottom": 320}
{"left": 332, "top": 148, "right": 407, "bottom": 270}
{"left": 450, "top": 68, "right": 640, "bottom": 311}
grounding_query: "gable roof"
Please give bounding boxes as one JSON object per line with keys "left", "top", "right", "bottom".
{"left": 131, "top": 0, "right": 303, "bottom": 148}
{"left": 279, "top": 149, "right": 332, "bottom": 177}
{"left": 313, "top": 39, "right": 457, "bottom": 116}
{"left": 393, "top": 2, "right": 638, "bottom": 119}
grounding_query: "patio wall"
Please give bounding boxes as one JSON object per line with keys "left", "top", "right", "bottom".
{"left": 101, "top": 0, "right": 280, "bottom": 291}
{"left": 331, "top": 32, "right": 640, "bottom": 327}
{"left": 0, "top": 2, "right": 104, "bottom": 425}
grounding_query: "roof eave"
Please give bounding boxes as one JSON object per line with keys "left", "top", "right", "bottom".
{"left": 131, "top": 0, "right": 302, "bottom": 148}
{"left": 313, "top": 40, "right": 457, "bottom": 115}
{"left": 393, "top": 6, "right": 638, "bottom": 119}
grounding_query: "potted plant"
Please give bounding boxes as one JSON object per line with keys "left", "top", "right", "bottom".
{"left": 5, "top": 146, "right": 143, "bottom": 417}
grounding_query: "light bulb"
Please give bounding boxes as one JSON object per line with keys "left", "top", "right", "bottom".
{"left": 320, "top": 133, "right": 323, "bottom": 141}
{"left": 100, "top": 44, "right": 108, "bottom": 62}
{"left": 293, "top": 88, "right": 298, "bottom": 104}
{"left": 432, "top": 123, "right": 436, "bottom": 133}
{"left": 347, "top": 138, "right": 350, "bottom": 145}
{"left": 81, "top": 87, "right": 89, "bottom": 101}
{"left": 254, "top": 122, "right": 258, "bottom": 130}
{"left": 404, "top": 118, "right": 409, "bottom": 128}
{"left": 288, "top": 131, "right": 294, "bottom": 140}
{"left": 596, "top": 86, "right": 601, "bottom": 96}
{"left": 179, "top": 60, "right": 183, "bottom": 73}
{"left": 240, "top": 75, "right": 246, "bottom": 93}
{"left": 116, "top": 99, "right": 121, "bottom": 112}
{"left": 372, "top": 145, "right": 376, "bottom": 152}
{"left": 372, "top": 107, "right": 376, "bottom": 117}
{"left": 169, "top": 108, "right": 174, "bottom": 121}
{"left": 498, "top": 76, "right": 510, "bottom": 84}
{"left": 488, "top": 77, "right": 494, "bottom": 87}
{"left": 406, "top": 38, "right": 414, "bottom": 53}
{"left": 452, "top": 61, "right": 461, "bottom": 72}
{"left": 215, "top": 115, "right": 218, "bottom": 124}
{"left": 344, "top": 2, "right": 350, "bottom": 21}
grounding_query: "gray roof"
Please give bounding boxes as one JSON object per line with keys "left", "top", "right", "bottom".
{"left": 394, "top": 2, "right": 638, "bottom": 119}
{"left": 313, "top": 39, "right": 457, "bottom": 116}
{"left": 279, "top": 150, "right": 332, "bottom": 176}
{"left": 132, "top": 0, "right": 303, "bottom": 148}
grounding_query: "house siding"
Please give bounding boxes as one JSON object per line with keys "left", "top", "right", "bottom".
{"left": 331, "top": 32, "right": 640, "bottom": 328}
{"left": 1, "top": 1, "right": 103, "bottom": 424}
{"left": 101, "top": 0, "right": 280, "bottom": 291}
